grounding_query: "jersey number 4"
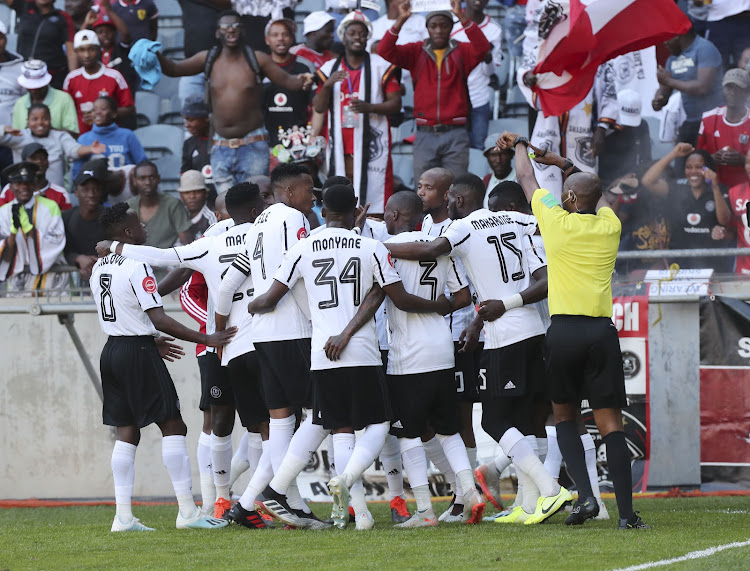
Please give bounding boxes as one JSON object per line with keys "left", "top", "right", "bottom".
{"left": 99, "top": 274, "right": 117, "bottom": 322}
{"left": 253, "top": 232, "right": 266, "bottom": 280}
{"left": 313, "top": 257, "right": 361, "bottom": 309}
{"left": 487, "top": 233, "right": 525, "bottom": 283}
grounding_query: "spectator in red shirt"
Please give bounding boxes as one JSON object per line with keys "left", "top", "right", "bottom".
{"left": 717, "top": 149, "right": 750, "bottom": 275}
{"left": 290, "top": 12, "right": 335, "bottom": 70}
{"left": 378, "top": 0, "right": 490, "bottom": 183}
{"left": 63, "top": 29, "right": 135, "bottom": 135}
{"left": 313, "top": 11, "right": 401, "bottom": 215}
{"left": 0, "top": 142, "right": 73, "bottom": 210}
{"left": 697, "top": 69, "right": 750, "bottom": 189}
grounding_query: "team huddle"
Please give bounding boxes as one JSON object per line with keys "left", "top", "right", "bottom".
{"left": 89, "top": 131, "right": 649, "bottom": 534}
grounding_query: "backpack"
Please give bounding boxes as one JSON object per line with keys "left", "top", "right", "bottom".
{"left": 203, "top": 43, "right": 262, "bottom": 112}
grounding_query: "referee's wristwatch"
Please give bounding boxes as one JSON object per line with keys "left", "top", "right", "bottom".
{"left": 560, "top": 158, "right": 575, "bottom": 172}
{"left": 512, "top": 136, "right": 529, "bottom": 148}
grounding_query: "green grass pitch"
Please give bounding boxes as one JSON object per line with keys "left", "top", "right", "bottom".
{"left": 1, "top": 497, "right": 749, "bottom": 570}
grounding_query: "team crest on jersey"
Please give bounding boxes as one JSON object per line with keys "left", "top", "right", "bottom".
{"left": 740, "top": 134, "right": 749, "bottom": 145}
{"left": 705, "top": 200, "right": 715, "bottom": 213}
{"left": 99, "top": 89, "right": 110, "bottom": 97}
{"left": 274, "top": 93, "right": 288, "bottom": 107}
{"left": 575, "top": 136, "right": 596, "bottom": 168}
{"left": 297, "top": 227, "right": 307, "bottom": 240}
{"left": 533, "top": 139, "right": 554, "bottom": 171}
{"left": 210, "top": 386, "right": 221, "bottom": 398}
{"left": 138, "top": 9, "right": 146, "bottom": 20}
{"left": 387, "top": 252, "right": 395, "bottom": 268}
{"left": 142, "top": 276, "right": 157, "bottom": 294}
{"left": 687, "top": 213, "right": 701, "bottom": 226}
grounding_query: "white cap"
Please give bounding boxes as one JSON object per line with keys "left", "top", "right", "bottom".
{"left": 18, "top": 59, "right": 52, "bottom": 90}
{"left": 336, "top": 10, "right": 373, "bottom": 41}
{"left": 0, "top": 21, "right": 7, "bottom": 36}
{"left": 303, "top": 11, "right": 335, "bottom": 35}
{"left": 617, "top": 89, "right": 642, "bottom": 128}
{"left": 74, "top": 29, "right": 100, "bottom": 49}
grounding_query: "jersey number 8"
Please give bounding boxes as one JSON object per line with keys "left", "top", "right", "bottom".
{"left": 99, "top": 273, "right": 117, "bottom": 322}
{"left": 313, "top": 257, "right": 361, "bottom": 309}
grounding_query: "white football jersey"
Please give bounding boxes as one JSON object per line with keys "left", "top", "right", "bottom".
{"left": 90, "top": 254, "right": 161, "bottom": 337}
{"left": 385, "top": 231, "right": 467, "bottom": 375}
{"left": 276, "top": 227, "right": 401, "bottom": 370}
{"left": 422, "top": 213, "right": 482, "bottom": 342}
{"left": 244, "top": 202, "right": 312, "bottom": 342}
{"left": 443, "top": 209, "right": 546, "bottom": 349}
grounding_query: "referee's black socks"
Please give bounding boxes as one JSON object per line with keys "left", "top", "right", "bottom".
{"left": 603, "top": 431, "right": 634, "bottom": 520}
{"left": 555, "top": 421, "right": 594, "bottom": 499}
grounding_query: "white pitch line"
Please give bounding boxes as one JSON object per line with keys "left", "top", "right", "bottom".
{"left": 611, "top": 539, "right": 750, "bottom": 571}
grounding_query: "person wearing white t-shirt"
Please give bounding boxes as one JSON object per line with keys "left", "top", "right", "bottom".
{"left": 91, "top": 203, "right": 236, "bottom": 533}
{"left": 381, "top": 190, "right": 486, "bottom": 528}
{"left": 450, "top": 0, "right": 502, "bottom": 150}
{"left": 384, "top": 173, "right": 573, "bottom": 526}
{"left": 250, "top": 184, "right": 451, "bottom": 530}
{"left": 368, "top": 0, "right": 427, "bottom": 52}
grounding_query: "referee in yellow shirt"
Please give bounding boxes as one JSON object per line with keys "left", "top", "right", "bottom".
{"left": 496, "top": 132, "right": 649, "bottom": 531}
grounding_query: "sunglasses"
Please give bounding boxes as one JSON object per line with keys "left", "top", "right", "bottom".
{"left": 218, "top": 22, "right": 241, "bottom": 31}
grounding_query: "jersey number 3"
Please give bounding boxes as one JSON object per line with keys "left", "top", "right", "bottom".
{"left": 313, "top": 257, "right": 361, "bottom": 309}
{"left": 99, "top": 274, "right": 117, "bottom": 322}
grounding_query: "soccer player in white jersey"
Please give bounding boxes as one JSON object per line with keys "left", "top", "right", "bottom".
{"left": 214, "top": 163, "right": 318, "bottom": 523}
{"left": 384, "top": 173, "right": 573, "bottom": 525}
{"left": 249, "top": 185, "right": 452, "bottom": 530}
{"left": 418, "top": 167, "right": 491, "bottom": 519}
{"left": 381, "top": 191, "right": 486, "bottom": 527}
{"left": 96, "top": 183, "right": 272, "bottom": 524}
{"left": 91, "top": 203, "right": 236, "bottom": 532}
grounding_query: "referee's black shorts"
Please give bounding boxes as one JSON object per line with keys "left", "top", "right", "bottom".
{"left": 387, "top": 368, "right": 459, "bottom": 439}
{"left": 312, "top": 366, "right": 391, "bottom": 431}
{"left": 254, "top": 338, "right": 312, "bottom": 410}
{"left": 545, "top": 315, "right": 627, "bottom": 410}
{"left": 100, "top": 336, "right": 181, "bottom": 428}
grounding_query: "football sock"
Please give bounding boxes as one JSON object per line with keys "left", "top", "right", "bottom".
{"left": 162, "top": 435, "right": 195, "bottom": 515}
{"left": 342, "top": 422, "right": 389, "bottom": 487}
{"left": 238, "top": 440, "right": 271, "bottom": 511}
{"left": 512, "top": 470, "right": 524, "bottom": 510}
{"left": 332, "top": 432, "right": 356, "bottom": 488}
{"left": 581, "top": 433, "right": 602, "bottom": 501}
{"left": 555, "top": 420, "right": 593, "bottom": 498}
{"left": 503, "top": 428, "right": 559, "bottom": 498}
{"left": 111, "top": 440, "right": 136, "bottom": 522}
{"left": 516, "top": 464, "right": 540, "bottom": 514}
{"left": 400, "top": 438, "right": 431, "bottom": 511}
{"left": 326, "top": 434, "right": 336, "bottom": 474}
{"left": 536, "top": 438, "right": 548, "bottom": 463}
{"left": 228, "top": 431, "right": 250, "bottom": 489}
{"left": 493, "top": 447, "right": 512, "bottom": 476}
{"left": 211, "top": 433, "right": 233, "bottom": 501}
{"left": 603, "top": 431, "right": 634, "bottom": 519}
{"left": 422, "top": 436, "right": 456, "bottom": 487}
{"left": 466, "top": 446, "right": 478, "bottom": 471}
{"left": 436, "top": 433, "right": 473, "bottom": 497}
{"left": 196, "top": 432, "right": 215, "bottom": 511}
{"left": 380, "top": 434, "right": 404, "bottom": 500}
{"left": 271, "top": 415, "right": 329, "bottom": 495}
{"left": 268, "top": 415, "right": 296, "bottom": 473}
{"left": 350, "top": 480, "right": 368, "bottom": 517}
{"left": 544, "top": 425, "right": 563, "bottom": 479}
{"left": 246, "top": 432, "right": 263, "bottom": 478}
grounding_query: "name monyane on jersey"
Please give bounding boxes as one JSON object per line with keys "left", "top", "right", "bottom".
{"left": 312, "top": 236, "right": 362, "bottom": 252}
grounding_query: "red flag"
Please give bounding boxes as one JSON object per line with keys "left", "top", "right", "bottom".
{"left": 531, "top": 0, "right": 691, "bottom": 117}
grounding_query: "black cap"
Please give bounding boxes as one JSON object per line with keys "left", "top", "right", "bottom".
{"left": 21, "top": 142, "right": 48, "bottom": 161}
{"left": 181, "top": 94, "right": 209, "bottom": 118}
{"left": 74, "top": 159, "right": 108, "bottom": 187}
{"left": 3, "top": 161, "right": 40, "bottom": 183}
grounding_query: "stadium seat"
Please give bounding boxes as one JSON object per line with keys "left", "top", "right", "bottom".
{"left": 154, "top": 153, "right": 181, "bottom": 192}
{"left": 469, "top": 148, "right": 490, "bottom": 179}
{"left": 488, "top": 117, "right": 528, "bottom": 138}
{"left": 396, "top": 119, "right": 415, "bottom": 142}
{"left": 135, "top": 124, "right": 184, "bottom": 160}
{"left": 0, "top": 4, "right": 12, "bottom": 28}
{"left": 393, "top": 153, "right": 414, "bottom": 189}
{"left": 5, "top": 32, "right": 17, "bottom": 53}
{"left": 157, "top": 0, "right": 183, "bottom": 28}
{"left": 135, "top": 91, "right": 161, "bottom": 127}
{"left": 502, "top": 85, "right": 530, "bottom": 118}
{"left": 159, "top": 27, "right": 185, "bottom": 60}
{"left": 643, "top": 115, "right": 674, "bottom": 159}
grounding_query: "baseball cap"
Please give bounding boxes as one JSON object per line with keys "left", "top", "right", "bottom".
{"left": 337, "top": 10, "right": 373, "bottom": 41}
{"left": 21, "top": 143, "right": 48, "bottom": 161}
{"left": 92, "top": 13, "right": 116, "bottom": 29}
{"left": 617, "top": 89, "right": 642, "bottom": 128}
{"left": 723, "top": 68, "right": 750, "bottom": 89}
{"left": 177, "top": 170, "right": 207, "bottom": 192}
{"left": 264, "top": 17, "right": 297, "bottom": 37}
{"left": 303, "top": 11, "right": 334, "bottom": 35}
{"left": 181, "top": 94, "right": 209, "bottom": 118}
{"left": 4, "top": 161, "right": 40, "bottom": 183}
{"left": 17, "top": 60, "right": 52, "bottom": 90}
{"left": 74, "top": 159, "right": 107, "bottom": 187}
{"left": 426, "top": 11, "right": 453, "bottom": 25}
{"left": 74, "top": 29, "right": 100, "bottom": 49}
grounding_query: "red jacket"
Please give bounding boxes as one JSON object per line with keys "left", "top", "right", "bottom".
{"left": 180, "top": 272, "right": 208, "bottom": 357}
{"left": 377, "top": 20, "right": 490, "bottom": 126}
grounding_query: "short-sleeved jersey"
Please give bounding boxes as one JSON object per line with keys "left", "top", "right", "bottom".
{"left": 443, "top": 208, "right": 545, "bottom": 349}
{"left": 90, "top": 254, "right": 161, "bottom": 336}
{"left": 244, "top": 202, "right": 312, "bottom": 342}
{"left": 385, "top": 231, "right": 466, "bottom": 375}
{"left": 276, "top": 227, "right": 401, "bottom": 370}
{"left": 531, "top": 188, "right": 620, "bottom": 318}
{"left": 422, "top": 213, "right": 481, "bottom": 342}
{"left": 697, "top": 107, "right": 750, "bottom": 189}
{"left": 63, "top": 66, "right": 134, "bottom": 134}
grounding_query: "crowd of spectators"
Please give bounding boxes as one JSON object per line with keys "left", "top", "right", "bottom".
{"left": 0, "top": 0, "right": 749, "bottom": 294}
